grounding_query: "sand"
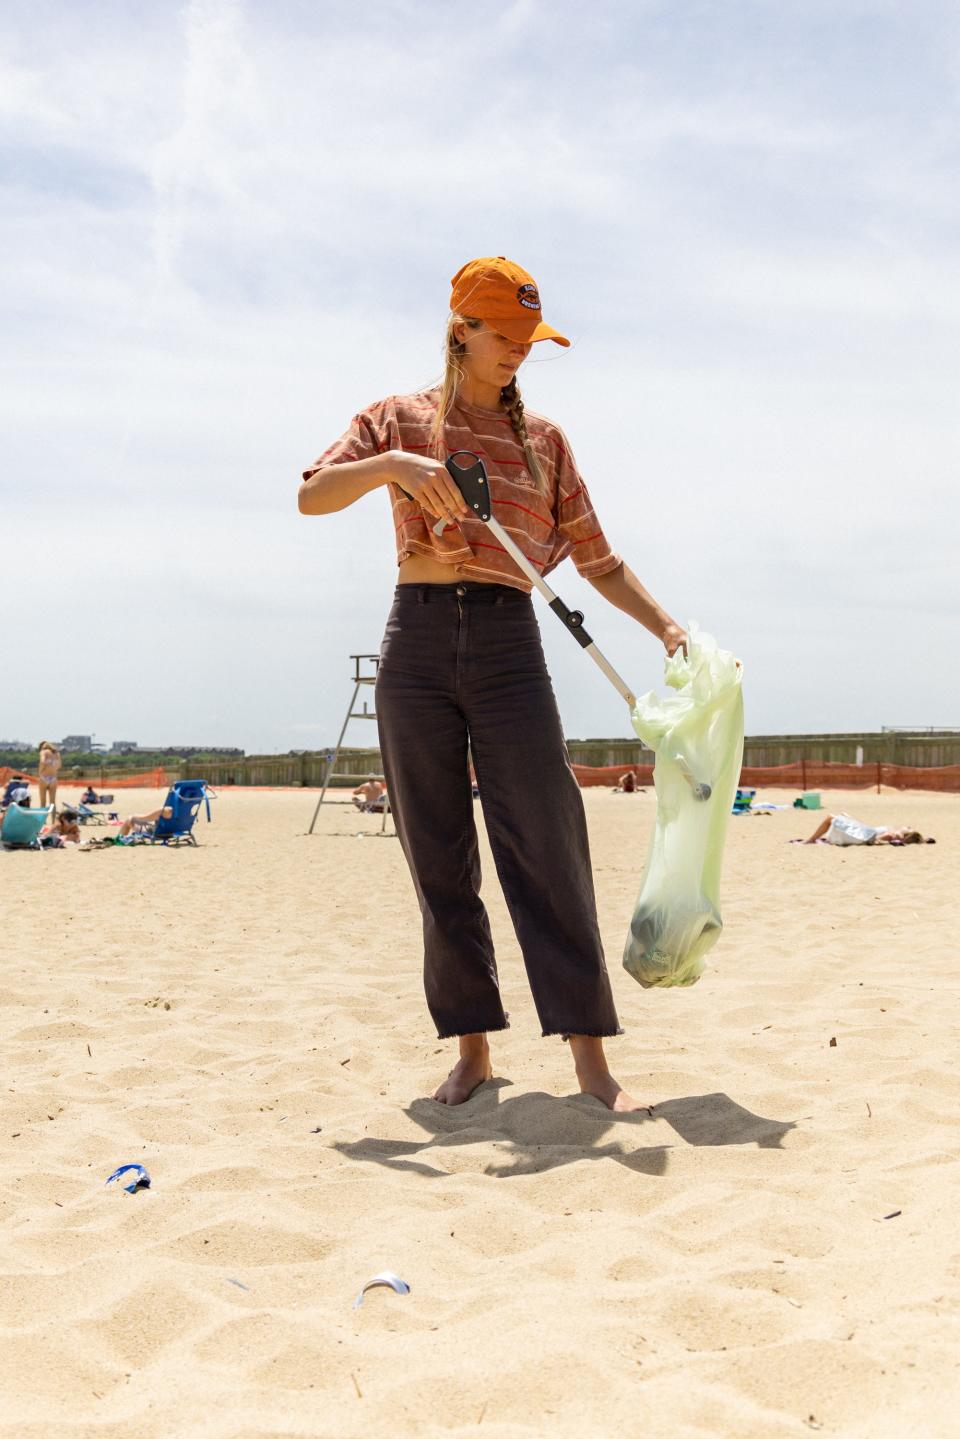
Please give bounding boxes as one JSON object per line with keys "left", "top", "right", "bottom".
{"left": 1, "top": 785, "right": 958, "bottom": 1438}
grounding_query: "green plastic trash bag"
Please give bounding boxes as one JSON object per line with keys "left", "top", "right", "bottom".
{"left": 623, "top": 623, "right": 744, "bottom": 988}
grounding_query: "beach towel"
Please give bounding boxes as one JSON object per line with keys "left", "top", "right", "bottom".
{"left": 623, "top": 625, "right": 744, "bottom": 987}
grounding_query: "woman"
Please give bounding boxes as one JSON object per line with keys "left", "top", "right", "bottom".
{"left": 42, "top": 811, "right": 81, "bottom": 846}
{"left": 299, "top": 256, "right": 687, "bottom": 1110}
{"left": 801, "top": 813, "right": 934, "bottom": 846}
{"left": 37, "top": 740, "right": 61, "bottom": 813}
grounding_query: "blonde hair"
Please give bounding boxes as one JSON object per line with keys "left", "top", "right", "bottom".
{"left": 430, "top": 314, "right": 547, "bottom": 490}
{"left": 38, "top": 740, "right": 58, "bottom": 753}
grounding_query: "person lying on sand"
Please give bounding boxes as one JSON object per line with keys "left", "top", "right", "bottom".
{"left": 797, "top": 812, "right": 935, "bottom": 846}
{"left": 118, "top": 805, "right": 173, "bottom": 838}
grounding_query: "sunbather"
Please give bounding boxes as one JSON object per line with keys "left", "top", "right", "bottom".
{"left": 352, "top": 779, "right": 388, "bottom": 813}
{"left": 41, "top": 812, "right": 81, "bottom": 847}
{"left": 799, "top": 812, "right": 935, "bottom": 846}
{"left": 38, "top": 741, "right": 61, "bottom": 812}
{"left": 2, "top": 776, "right": 30, "bottom": 810}
{"left": 118, "top": 805, "right": 173, "bottom": 838}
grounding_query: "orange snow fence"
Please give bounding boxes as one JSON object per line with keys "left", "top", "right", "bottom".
{"left": 0, "top": 766, "right": 169, "bottom": 791}
{"left": 570, "top": 760, "right": 960, "bottom": 793}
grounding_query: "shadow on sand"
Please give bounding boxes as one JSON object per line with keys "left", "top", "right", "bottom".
{"left": 334, "top": 1081, "right": 797, "bottom": 1179}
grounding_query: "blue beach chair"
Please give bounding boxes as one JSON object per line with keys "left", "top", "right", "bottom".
{"left": 146, "top": 781, "right": 213, "bottom": 847}
{"left": 1, "top": 803, "right": 52, "bottom": 850}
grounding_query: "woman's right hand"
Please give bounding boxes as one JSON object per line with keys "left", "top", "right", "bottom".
{"left": 386, "top": 452, "right": 471, "bottom": 526}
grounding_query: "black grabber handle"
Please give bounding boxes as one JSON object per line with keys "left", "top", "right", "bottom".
{"left": 447, "top": 450, "right": 595, "bottom": 648}
{"left": 445, "top": 451, "right": 492, "bottom": 521}
{"left": 548, "top": 597, "right": 593, "bottom": 648}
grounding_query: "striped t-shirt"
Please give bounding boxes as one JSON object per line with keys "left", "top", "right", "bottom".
{"left": 303, "top": 388, "right": 621, "bottom": 592}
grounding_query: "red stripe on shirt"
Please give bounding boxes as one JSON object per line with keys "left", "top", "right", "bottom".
{"left": 471, "top": 539, "right": 545, "bottom": 570}
{"left": 495, "top": 497, "right": 554, "bottom": 529}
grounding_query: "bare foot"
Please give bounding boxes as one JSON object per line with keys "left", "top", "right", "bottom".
{"left": 432, "top": 1035, "right": 492, "bottom": 1105}
{"left": 568, "top": 1034, "right": 646, "bottom": 1112}
{"left": 576, "top": 1068, "right": 646, "bottom": 1112}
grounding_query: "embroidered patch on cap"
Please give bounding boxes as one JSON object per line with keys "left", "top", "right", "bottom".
{"left": 517, "top": 282, "right": 541, "bottom": 311}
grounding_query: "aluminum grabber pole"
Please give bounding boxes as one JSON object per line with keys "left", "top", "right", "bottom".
{"left": 441, "top": 450, "right": 637, "bottom": 709}
{"left": 440, "top": 451, "right": 712, "bottom": 802}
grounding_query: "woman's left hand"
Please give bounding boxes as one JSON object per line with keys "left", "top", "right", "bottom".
{"left": 661, "top": 621, "right": 687, "bottom": 657}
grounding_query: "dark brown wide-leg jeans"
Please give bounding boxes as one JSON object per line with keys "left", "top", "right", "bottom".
{"left": 375, "top": 582, "right": 621, "bottom": 1040}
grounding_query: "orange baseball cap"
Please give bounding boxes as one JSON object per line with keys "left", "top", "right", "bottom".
{"left": 449, "top": 256, "right": 570, "bottom": 346}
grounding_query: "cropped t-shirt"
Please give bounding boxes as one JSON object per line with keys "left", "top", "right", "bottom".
{"left": 303, "top": 388, "right": 622, "bottom": 592}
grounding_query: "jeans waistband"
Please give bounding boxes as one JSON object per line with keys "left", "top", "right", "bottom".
{"left": 394, "top": 583, "right": 531, "bottom": 606}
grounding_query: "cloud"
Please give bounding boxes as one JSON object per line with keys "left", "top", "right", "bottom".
{"left": 1, "top": 0, "right": 958, "bottom": 749}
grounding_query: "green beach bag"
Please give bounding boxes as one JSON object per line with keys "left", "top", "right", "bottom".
{"left": 623, "top": 624, "right": 744, "bottom": 988}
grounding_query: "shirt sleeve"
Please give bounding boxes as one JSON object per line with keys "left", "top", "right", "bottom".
{"left": 301, "top": 405, "right": 386, "bottom": 482}
{"left": 552, "top": 429, "right": 622, "bottom": 579}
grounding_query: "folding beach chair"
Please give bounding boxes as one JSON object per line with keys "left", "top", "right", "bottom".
{"left": 63, "top": 801, "right": 113, "bottom": 827}
{"left": 1, "top": 803, "right": 52, "bottom": 850}
{"left": 145, "top": 780, "right": 213, "bottom": 847}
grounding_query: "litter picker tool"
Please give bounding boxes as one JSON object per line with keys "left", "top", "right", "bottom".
{"left": 440, "top": 451, "right": 712, "bottom": 800}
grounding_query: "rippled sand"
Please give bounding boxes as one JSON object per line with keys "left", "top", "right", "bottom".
{"left": 1, "top": 786, "right": 957, "bottom": 1438}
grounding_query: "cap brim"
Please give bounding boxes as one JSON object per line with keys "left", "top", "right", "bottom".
{"left": 497, "top": 317, "right": 571, "bottom": 347}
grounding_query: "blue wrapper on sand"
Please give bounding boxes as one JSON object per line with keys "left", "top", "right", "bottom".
{"left": 105, "top": 1164, "right": 151, "bottom": 1193}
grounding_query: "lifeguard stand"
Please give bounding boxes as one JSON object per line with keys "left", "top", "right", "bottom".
{"left": 307, "top": 654, "right": 393, "bottom": 835}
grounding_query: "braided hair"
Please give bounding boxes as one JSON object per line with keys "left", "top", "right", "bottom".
{"left": 431, "top": 315, "right": 546, "bottom": 492}
{"left": 498, "top": 375, "right": 546, "bottom": 490}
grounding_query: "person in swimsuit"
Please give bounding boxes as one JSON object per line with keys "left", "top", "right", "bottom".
{"left": 801, "top": 813, "right": 934, "bottom": 845}
{"left": 299, "top": 256, "right": 687, "bottom": 1111}
{"left": 37, "top": 741, "right": 61, "bottom": 813}
{"left": 118, "top": 805, "right": 173, "bottom": 838}
{"left": 44, "top": 812, "right": 81, "bottom": 846}
{"left": 352, "top": 778, "right": 388, "bottom": 812}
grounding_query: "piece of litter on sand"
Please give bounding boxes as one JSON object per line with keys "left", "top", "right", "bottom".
{"left": 226, "top": 1277, "right": 251, "bottom": 1291}
{"left": 883, "top": 1210, "right": 902, "bottom": 1220}
{"left": 104, "top": 1164, "right": 150, "bottom": 1194}
{"left": 829, "top": 1036, "right": 837, "bottom": 1047}
{"left": 310, "top": 1126, "right": 322, "bottom": 1134}
{"left": 353, "top": 1270, "right": 410, "bottom": 1309}
{"left": 804, "top": 1419, "right": 823, "bottom": 1432}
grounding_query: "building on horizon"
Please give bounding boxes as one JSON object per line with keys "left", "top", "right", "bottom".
{"left": 60, "top": 734, "right": 93, "bottom": 752}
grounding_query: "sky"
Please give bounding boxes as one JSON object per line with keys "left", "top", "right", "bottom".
{"left": 2, "top": 0, "right": 958, "bottom": 754}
